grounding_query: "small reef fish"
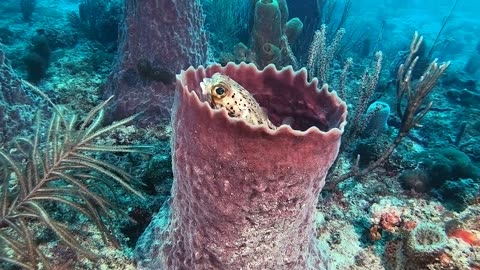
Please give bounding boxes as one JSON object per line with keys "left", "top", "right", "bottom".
{"left": 200, "top": 73, "right": 277, "bottom": 130}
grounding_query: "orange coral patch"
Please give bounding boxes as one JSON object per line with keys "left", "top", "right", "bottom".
{"left": 448, "top": 229, "right": 480, "bottom": 246}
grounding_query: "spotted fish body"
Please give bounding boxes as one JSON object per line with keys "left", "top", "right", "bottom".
{"left": 200, "top": 73, "right": 276, "bottom": 129}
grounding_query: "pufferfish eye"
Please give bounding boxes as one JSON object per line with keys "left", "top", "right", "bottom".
{"left": 213, "top": 86, "right": 226, "bottom": 97}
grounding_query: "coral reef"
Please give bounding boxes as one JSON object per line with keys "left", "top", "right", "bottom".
{"left": 400, "top": 148, "right": 480, "bottom": 192}
{"left": 448, "top": 228, "right": 480, "bottom": 247}
{"left": 404, "top": 222, "right": 448, "bottom": 267}
{"left": 135, "top": 62, "right": 347, "bottom": 269}
{"left": 464, "top": 53, "right": 480, "bottom": 75}
{"left": 438, "top": 178, "right": 480, "bottom": 211}
{"left": 0, "top": 92, "right": 145, "bottom": 269}
{"left": 0, "top": 27, "right": 14, "bottom": 45}
{"left": 1, "top": 0, "right": 480, "bottom": 269}
{"left": 446, "top": 87, "right": 480, "bottom": 107}
{"left": 381, "top": 219, "right": 450, "bottom": 269}
{"left": 0, "top": 49, "right": 37, "bottom": 145}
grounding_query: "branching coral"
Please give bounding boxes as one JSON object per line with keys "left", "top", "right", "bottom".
{"left": 328, "top": 32, "right": 449, "bottom": 187}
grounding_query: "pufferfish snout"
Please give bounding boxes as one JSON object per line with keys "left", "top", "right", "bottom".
{"left": 200, "top": 73, "right": 276, "bottom": 130}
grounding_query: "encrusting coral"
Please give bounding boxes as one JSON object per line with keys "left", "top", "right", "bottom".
{"left": 134, "top": 62, "right": 347, "bottom": 269}
{"left": 405, "top": 222, "right": 448, "bottom": 265}
{"left": 384, "top": 221, "right": 449, "bottom": 270}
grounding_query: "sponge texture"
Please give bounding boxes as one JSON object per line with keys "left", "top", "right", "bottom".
{"left": 104, "top": 0, "right": 207, "bottom": 125}
{"left": 135, "top": 63, "right": 347, "bottom": 269}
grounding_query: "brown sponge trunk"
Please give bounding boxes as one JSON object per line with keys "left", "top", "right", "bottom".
{"left": 103, "top": 0, "right": 207, "bottom": 126}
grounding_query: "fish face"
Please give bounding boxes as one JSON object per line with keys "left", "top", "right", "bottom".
{"left": 201, "top": 74, "right": 238, "bottom": 114}
{"left": 209, "top": 81, "right": 233, "bottom": 108}
{"left": 201, "top": 74, "right": 227, "bottom": 105}
{"left": 200, "top": 72, "right": 276, "bottom": 129}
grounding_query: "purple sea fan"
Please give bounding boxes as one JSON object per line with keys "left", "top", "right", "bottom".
{"left": 135, "top": 62, "right": 347, "bottom": 270}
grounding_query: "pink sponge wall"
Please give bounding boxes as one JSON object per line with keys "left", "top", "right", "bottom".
{"left": 135, "top": 63, "right": 347, "bottom": 269}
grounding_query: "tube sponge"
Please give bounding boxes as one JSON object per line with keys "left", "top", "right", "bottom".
{"left": 285, "top": 17, "right": 304, "bottom": 43}
{"left": 252, "top": 0, "right": 282, "bottom": 67}
{"left": 251, "top": 0, "right": 302, "bottom": 68}
{"left": 135, "top": 63, "right": 347, "bottom": 269}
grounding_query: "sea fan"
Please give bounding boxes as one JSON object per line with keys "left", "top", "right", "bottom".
{"left": 0, "top": 83, "right": 146, "bottom": 269}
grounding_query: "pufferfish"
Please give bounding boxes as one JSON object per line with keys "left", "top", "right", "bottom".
{"left": 200, "top": 73, "right": 277, "bottom": 130}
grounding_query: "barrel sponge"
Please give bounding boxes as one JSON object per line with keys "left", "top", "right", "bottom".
{"left": 103, "top": 0, "right": 207, "bottom": 125}
{"left": 364, "top": 101, "right": 390, "bottom": 136}
{"left": 404, "top": 222, "right": 448, "bottom": 267}
{"left": 135, "top": 62, "right": 347, "bottom": 269}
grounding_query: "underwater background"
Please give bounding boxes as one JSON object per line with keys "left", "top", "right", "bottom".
{"left": 0, "top": 0, "right": 479, "bottom": 269}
